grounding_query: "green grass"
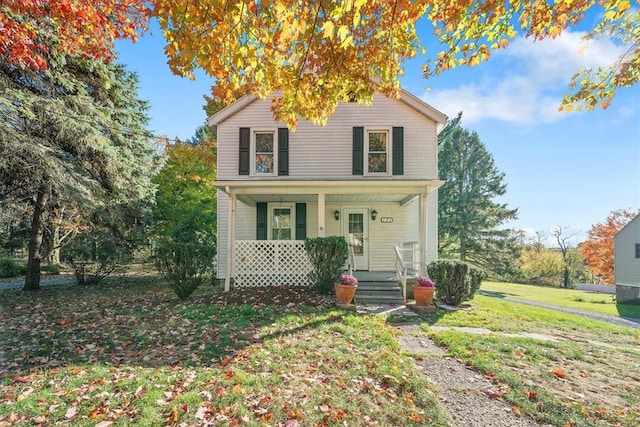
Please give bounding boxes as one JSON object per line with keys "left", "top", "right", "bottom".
{"left": 481, "top": 281, "right": 640, "bottom": 319}
{"left": 421, "top": 294, "right": 640, "bottom": 427}
{"left": 0, "top": 279, "right": 448, "bottom": 426}
{"left": 3, "top": 277, "right": 639, "bottom": 426}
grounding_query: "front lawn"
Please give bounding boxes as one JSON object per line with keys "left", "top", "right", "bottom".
{"left": 481, "top": 281, "right": 640, "bottom": 319}
{"left": 0, "top": 279, "right": 448, "bottom": 426}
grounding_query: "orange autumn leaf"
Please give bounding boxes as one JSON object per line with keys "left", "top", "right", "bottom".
{"left": 409, "top": 412, "right": 424, "bottom": 422}
{"left": 553, "top": 368, "right": 567, "bottom": 378}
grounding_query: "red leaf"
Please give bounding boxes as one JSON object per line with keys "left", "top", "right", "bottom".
{"left": 12, "top": 376, "right": 31, "bottom": 383}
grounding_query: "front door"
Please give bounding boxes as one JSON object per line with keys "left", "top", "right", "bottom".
{"left": 343, "top": 208, "right": 369, "bottom": 271}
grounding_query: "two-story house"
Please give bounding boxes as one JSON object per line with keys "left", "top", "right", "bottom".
{"left": 209, "top": 90, "right": 447, "bottom": 291}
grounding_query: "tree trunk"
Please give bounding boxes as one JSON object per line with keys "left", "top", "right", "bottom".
{"left": 47, "top": 225, "right": 61, "bottom": 264}
{"left": 24, "top": 183, "right": 49, "bottom": 291}
{"left": 459, "top": 238, "right": 467, "bottom": 262}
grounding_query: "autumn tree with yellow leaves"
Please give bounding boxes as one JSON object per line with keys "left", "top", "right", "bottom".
{"left": 152, "top": 0, "right": 639, "bottom": 127}
{"left": 3, "top": 1, "right": 638, "bottom": 128}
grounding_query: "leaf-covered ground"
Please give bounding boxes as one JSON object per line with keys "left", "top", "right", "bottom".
{"left": 0, "top": 279, "right": 448, "bottom": 426}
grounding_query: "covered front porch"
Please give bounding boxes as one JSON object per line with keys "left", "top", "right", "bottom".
{"left": 214, "top": 180, "right": 442, "bottom": 292}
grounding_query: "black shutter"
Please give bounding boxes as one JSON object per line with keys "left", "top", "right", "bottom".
{"left": 352, "top": 126, "right": 364, "bottom": 175}
{"left": 392, "top": 126, "right": 404, "bottom": 175}
{"left": 239, "top": 127, "right": 250, "bottom": 175}
{"left": 256, "top": 202, "right": 267, "bottom": 240}
{"left": 295, "top": 203, "right": 306, "bottom": 240}
{"left": 278, "top": 128, "right": 289, "bottom": 176}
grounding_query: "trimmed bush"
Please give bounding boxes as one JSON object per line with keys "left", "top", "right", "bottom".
{"left": 0, "top": 258, "right": 22, "bottom": 278}
{"left": 305, "top": 236, "right": 349, "bottom": 295}
{"left": 154, "top": 238, "right": 216, "bottom": 300}
{"left": 427, "top": 259, "right": 486, "bottom": 306}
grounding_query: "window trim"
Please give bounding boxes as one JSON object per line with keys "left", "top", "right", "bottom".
{"left": 251, "top": 130, "right": 278, "bottom": 176}
{"left": 364, "top": 127, "right": 392, "bottom": 176}
{"left": 268, "top": 203, "right": 295, "bottom": 240}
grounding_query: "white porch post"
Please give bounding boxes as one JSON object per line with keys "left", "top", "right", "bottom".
{"left": 225, "top": 191, "right": 237, "bottom": 292}
{"left": 419, "top": 192, "right": 428, "bottom": 277}
{"left": 317, "top": 192, "right": 326, "bottom": 237}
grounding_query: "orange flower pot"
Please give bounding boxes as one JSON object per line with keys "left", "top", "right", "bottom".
{"left": 334, "top": 283, "right": 356, "bottom": 305}
{"left": 413, "top": 286, "right": 435, "bottom": 306}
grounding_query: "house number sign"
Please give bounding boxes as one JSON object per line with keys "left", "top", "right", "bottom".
{"left": 380, "top": 217, "right": 393, "bottom": 223}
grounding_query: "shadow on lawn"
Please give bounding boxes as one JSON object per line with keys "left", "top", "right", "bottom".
{"left": 616, "top": 300, "right": 640, "bottom": 321}
{"left": 0, "top": 278, "right": 341, "bottom": 377}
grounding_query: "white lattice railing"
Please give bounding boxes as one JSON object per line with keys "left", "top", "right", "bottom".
{"left": 233, "top": 240, "right": 314, "bottom": 287}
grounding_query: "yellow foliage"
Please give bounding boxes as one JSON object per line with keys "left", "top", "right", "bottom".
{"left": 151, "top": 0, "right": 640, "bottom": 128}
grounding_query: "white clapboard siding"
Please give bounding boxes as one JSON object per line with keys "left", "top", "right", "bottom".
{"left": 215, "top": 90, "right": 443, "bottom": 279}
{"left": 216, "top": 93, "right": 439, "bottom": 181}
{"left": 217, "top": 198, "right": 437, "bottom": 278}
{"left": 614, "top": 215, "right": 640, "bottom": 287}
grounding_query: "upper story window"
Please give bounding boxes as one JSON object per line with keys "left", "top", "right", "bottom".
{"left": 635, "top": 243, "right": 640, "bottom": 258}
{"left": 254, "top": 131, "right": 276, "bottom": 175}
{"left": 366, "top": 129, "right": 390, "bottom": 174}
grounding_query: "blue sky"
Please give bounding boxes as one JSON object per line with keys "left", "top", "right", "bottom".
{"left": 116, "top": 19, "right": 639, "bottom": 245}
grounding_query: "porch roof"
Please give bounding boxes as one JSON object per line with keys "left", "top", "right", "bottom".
{"left": 213, "top": 179, "right": 444, "bottom": 206}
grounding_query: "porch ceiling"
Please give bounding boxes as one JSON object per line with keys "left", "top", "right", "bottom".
{"left": 213, "top": 179, "right": 444, "bottom": 206}
{"left": 235, "top": 194, "right": 412, "bottom": 204}
{"left": 214, "top": 179, "right": 444, "bottom": 195}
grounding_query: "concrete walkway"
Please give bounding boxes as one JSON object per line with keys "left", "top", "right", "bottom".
{"left": 394, "top": 323, "right": 543, "bottom": 427}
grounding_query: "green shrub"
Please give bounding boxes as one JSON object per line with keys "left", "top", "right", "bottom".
{"left": 0, "top": 258, "right": 22, "bottom": 278}
{"left": 62, "top": 231, "right": 131, "bottom": 286}
{"left": 154, "top": 238, "right": 216, "bottom": 300}
{"left": 305, "top": 236, "right": 348, "bottom": 295}
{"left": 427, "top": 259, "right": 486, "bottom": 306}
{"left": 41, "top": 263, "right": 61, "bottom": 275}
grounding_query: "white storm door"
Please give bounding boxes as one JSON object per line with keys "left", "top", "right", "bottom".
{"left": 343, "top": 209, "right": 369, "bottom": 271}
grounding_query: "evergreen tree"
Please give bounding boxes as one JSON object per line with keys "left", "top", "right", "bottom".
{"left": 438, "top": 113, "right": 520, "bottom": 275}
{"left": 0, "top": 51, "right": 156, "bottom": 290}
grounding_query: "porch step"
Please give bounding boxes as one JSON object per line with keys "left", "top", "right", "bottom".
{"left": 355, "top": 281, "right": 405, "bottom": 305}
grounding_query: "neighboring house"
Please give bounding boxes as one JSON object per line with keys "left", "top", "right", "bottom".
{"left": 614, "top": 213, "right": 640, "bottom": 302}
{"left": 208, "top": 90, "right": 447, "bottom": 291}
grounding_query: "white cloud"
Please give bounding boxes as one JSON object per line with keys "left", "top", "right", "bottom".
{"left": 423, "top": 31, "right": 626, "bottom": 125}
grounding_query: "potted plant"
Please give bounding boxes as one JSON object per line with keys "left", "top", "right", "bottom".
{"left": 334, "top": 273, "right": 358, "bottom": 305}
{"left": 413, "top": 277, "right": 435, "bottom": 306}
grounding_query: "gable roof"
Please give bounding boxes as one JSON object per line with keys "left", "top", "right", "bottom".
{"left": 207, "top": 88, "right": 448, "bottom": 127}
{"left": 615, "top": 213, "right": 640, "bottom": 238}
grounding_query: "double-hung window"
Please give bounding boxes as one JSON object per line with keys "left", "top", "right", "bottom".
{"left": 254, "top": 131, "right": 276, "bottom": 175}
{"left": 270, "top": 204, "right": 294, "bottom": 240}
{"left": 366, "top": 129, "right": 390, "bottom": 174}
